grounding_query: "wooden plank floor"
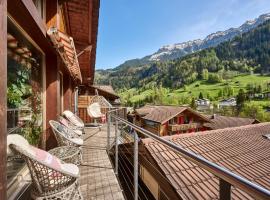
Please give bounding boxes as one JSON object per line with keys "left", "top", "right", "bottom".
{"left": 79, "top": 125, "right": 125, "bottom": 200}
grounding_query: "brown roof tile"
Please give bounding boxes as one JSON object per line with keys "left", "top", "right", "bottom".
{"left": 142, "top": 122, "right": 270, "bottom": 199}
{"left": 205, "top": 115, "right": 258, "bottom": 130}
{"left": 135, "top": 105, "right": 210, "bottom": 124}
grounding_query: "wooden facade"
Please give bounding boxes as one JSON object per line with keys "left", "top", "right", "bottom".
{"left": 1, "top": 0, "right": 100, "bottom": 198}
{"left": 134, "top": 107, "right": 210, "bottom": 137}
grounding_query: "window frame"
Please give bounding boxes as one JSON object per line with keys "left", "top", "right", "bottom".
{"left": 7, "top": 14, "right": 46, "bottom": 198}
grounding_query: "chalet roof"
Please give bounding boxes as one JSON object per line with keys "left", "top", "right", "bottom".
{"left": 142, "top": 122, "right": 270, "bottom": 200}
{"left": 92, "top": 85, "right": 118, "bottom": 97}
{"left": 47, "top": 28, "right": 82, "bottom": 83}
{"left": 135, "top": 105, "right": 210, "bottom": 124}
{"left": 204, "top": 115, "right": 258, "bottom": 130}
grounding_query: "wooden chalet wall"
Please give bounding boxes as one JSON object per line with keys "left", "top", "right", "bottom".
{"left": 0, "top": 0, "right": 7, "bottom": 198}
{"left": 0, "top": 0, "right": 99, "bottom": 198}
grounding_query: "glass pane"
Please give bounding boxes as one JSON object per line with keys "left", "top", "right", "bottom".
{"left": 7, "top": 19, "right": 43, "bottom": 183}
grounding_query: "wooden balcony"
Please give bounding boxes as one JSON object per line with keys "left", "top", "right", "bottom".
{"left": 168, "top": 123, "right": 200, "bottom": 132}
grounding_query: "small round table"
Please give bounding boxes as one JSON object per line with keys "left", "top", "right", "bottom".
{"left": 49, "top": 146, "right": 82, "bottom": 165}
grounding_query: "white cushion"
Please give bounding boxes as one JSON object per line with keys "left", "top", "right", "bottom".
{"left": 7, "top": 134, "right": 34, "bottom": 156}
{"left": 61, "top": 164, "right": 79, "bottom": 176}
{"left": 87, "top": 103, "right": 103, "bottom": 118}
{"left": 73, "top": 129, "right": 82, "bottom": 136}
{"left": 63, "top": 110, "right": 74, "bottom": 118}
{"left": 70, "top": 138, "right": 83, "bottom": 146}
{"left": 63, "top": 110, "right": 84, "bottom": 127}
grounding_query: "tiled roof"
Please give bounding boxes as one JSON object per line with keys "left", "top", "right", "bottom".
{"left": 135, "top": 105, "right": 156, "bottom": 116}
{"left": 47, "top": 28, "right": 82, "bottom": 83}
{"left": 205, "top": 115, "right": 258, "bottom": 130}
{"left": 92, "top": 85, "right": 119, "bottom": 97}
{"left": 136, "top": 105, "right": 210, "bottom": 124}
{"left": 142, "top": 123, "right": 270, "bottom": 200}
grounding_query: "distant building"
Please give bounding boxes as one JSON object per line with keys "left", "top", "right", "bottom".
{"left": 218, "top": 97, "right": 236, "bottom": 109}
{"left": 195, "top": 98, "right": 212, "bottom": 111}
{"left": 133, "top": 105, "right": 211, "bottom": 136}
{"left": 263, "top": 91, "right": 270, "bottom": 99}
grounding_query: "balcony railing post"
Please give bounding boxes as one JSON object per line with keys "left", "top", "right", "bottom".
{"left": 134, "top": 131, "right": 139, "bottom": 200}
{"left": 115, "top": 119, "right": 119, "bottom": 175}
{"left": 220, "top": 178, "right": 231, "bottom": 200}
{"left": 107, "top": 112, "right": 111, "bottom": 150}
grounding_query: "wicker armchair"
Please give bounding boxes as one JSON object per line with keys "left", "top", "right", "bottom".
{"left": 49, "top": 120, "right": 83, "bottom": 164}
{"left": 49, "top": 120, "right": 83, "bottom": 147}
{"left": 62, "top": 110, "right": 84, "bottom": 130}
{"left": 58, "top": 116, "right": 83, "bottom": 137}
{"left": 8, "top": 135, "right": 83, "bottom": 200}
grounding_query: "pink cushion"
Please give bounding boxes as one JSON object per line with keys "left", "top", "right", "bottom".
{"left": 31, "top": 146, "right": 62, "bottom": 170}
{"left": 60, "top": 118, "right": 69, "bottom": 127}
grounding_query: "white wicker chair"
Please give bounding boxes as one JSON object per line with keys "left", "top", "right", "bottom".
{"left": 49, "top": 120, "right": 83, "bottom": 164}
{"left": 49, "top": 120, "right": 83, "bottom": 147}
{"left": 7, "top": 135, "right": 83, "bottom": 200}
{"left": 62, "top": 110, "right": 84, "bottom": 130}
{"left": 58, "top": 116, "right": 83, "bottom": 137}
{"left": 87, "top": 102, "right": 105, "bottom": 130}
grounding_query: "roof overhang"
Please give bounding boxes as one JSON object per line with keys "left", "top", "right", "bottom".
{"left": 47, "top": 27, "right": 82, "bottom": 83}
{"left": 64, "top": 0, "right": 100, "bottom": 85}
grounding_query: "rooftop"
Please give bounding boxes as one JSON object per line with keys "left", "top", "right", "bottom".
{"left": 142, "top": 122, "right": 270, "bottom": 199}
{"left": 204, "top": 115, "right": 258, "bottom": 130}
{"left": 135, "top": 105, "right": 210, "bottom": 124}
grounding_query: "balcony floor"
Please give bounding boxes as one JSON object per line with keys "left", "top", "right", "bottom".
{"left": 80, "top": 125, "right": 125, "bottom": 200}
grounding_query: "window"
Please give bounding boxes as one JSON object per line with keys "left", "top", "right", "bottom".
{"left": 32, "top": 0, "right": 46, "bottom": 19}
{"left": 7, "top": 18, "right": 44, "bottom": 184}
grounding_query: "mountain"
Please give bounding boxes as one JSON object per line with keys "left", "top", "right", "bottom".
{"left": 95, "top": 18, "right": 270, "bottom": 90}
{"left": 112, "top": 13, "right": 270, "bottom": 70}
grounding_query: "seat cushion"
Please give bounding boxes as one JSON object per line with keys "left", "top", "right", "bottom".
{"left": 61, "top": 164, "right": 79, "bottom": 176}
{"left": 73, "top": 129, "right": 83, "bottom": 136}
{"left": 7, "top": 134, "right": 33, "bottom": 156}
{"left": 70, "top": 138, "right": 83, "bottom": 146}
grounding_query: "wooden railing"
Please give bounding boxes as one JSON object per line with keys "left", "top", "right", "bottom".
{"left": 168, "top": 123, "right": 200, "bottom": 131}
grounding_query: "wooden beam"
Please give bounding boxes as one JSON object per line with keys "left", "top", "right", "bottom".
{"left": 21, "top": 0, "right": 47, "bottom": 35}
{"left": 0, "top": 0, "right": 7, "bottom": 198}
{"left": 8, "top": 0, "right": 54, "bottom": 55}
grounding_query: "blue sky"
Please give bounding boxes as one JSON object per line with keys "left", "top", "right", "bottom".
{"left": 95, "top": 0, "right": 270, "bottom": 69}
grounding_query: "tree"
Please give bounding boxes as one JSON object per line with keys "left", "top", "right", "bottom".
{"left": 236, "top": 89, "right": 246, "bottom": 114}
{"left": 202, "top": 69, "right": 209, "bottom": 80}
{"left": 199, "top": 92, "right": 203, "bottom": 99}
{"left": 190, "top": 98, "right": 196, "bottom": 109}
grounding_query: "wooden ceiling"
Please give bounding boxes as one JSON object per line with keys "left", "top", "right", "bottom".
{"left": 64, "top": 0, "right": 100, "bottom": 85}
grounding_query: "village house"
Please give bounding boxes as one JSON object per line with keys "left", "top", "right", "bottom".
{"left": 133, "top": 105, "right": 211, "bottom": 136}
{"left": 195, "top": 98, "right": 212, "bottom": 112}
{"left": 1, "top": 0, "right": 100, "bottom": 198}
{"left": 217, "top": 97, "right": 237, "bottom": 109}
{"left": 133, "top": 105, "right": 259, "bottom": 137}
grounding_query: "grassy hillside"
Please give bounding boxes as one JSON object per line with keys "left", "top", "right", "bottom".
{"left": 121, "top": 74, "right": 270, "bottom": 104}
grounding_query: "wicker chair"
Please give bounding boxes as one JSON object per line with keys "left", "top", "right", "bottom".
{"left": 62, "top": 110, "right": 84, "bottom": 130}
{"left": 49, "top": 120, "right": 83, "bottom": 147}
{"left": 49, "top": 120, "right": 83, "bottom": 164}
{"left": 58, "top": 116, "right": 83, "bottom": 137}
{"left": 8, "top": 135, "right": 83, "bottom": 200}
{"left": 87, "top": 102, "right": 105, "bottom": 130}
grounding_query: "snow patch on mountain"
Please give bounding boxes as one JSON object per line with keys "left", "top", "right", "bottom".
{"left": 148, "top": 13, "right": 270, "bottom": 62}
